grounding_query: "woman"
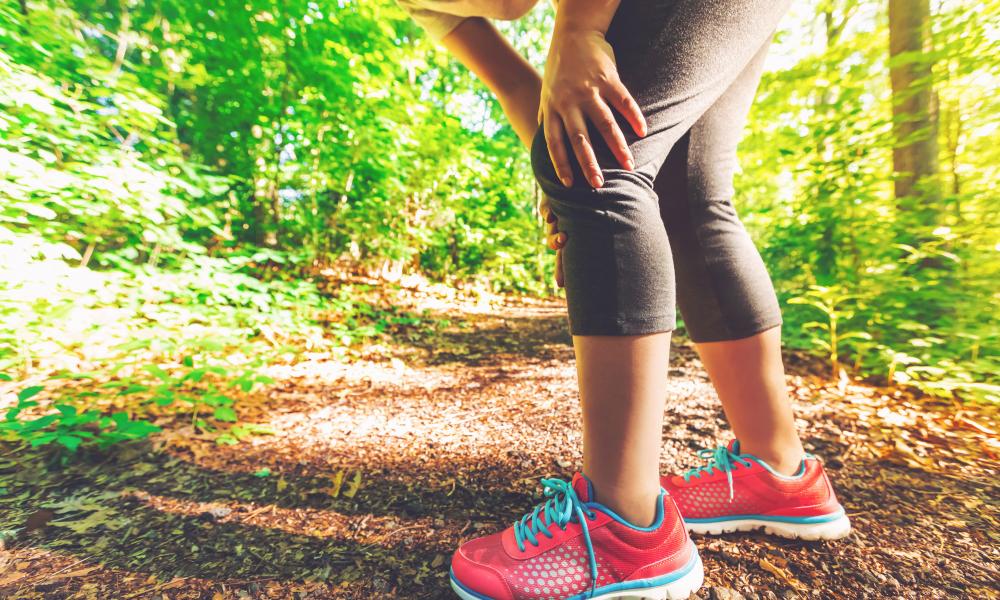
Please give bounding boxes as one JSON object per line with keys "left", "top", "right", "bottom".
{"left": 397, "top": 1, "right": 851, "bottom": 598}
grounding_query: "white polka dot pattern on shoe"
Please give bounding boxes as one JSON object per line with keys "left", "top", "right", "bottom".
{"left": 507, "top": 540, "right": 613, "bottom": 599}
{"left": 673, "top": 479, "right": 759, "bottom": 518}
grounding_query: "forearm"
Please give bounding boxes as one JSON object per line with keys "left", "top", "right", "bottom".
{"left": 442, "top": 17, "right": 541, "bottom": 146}
{"left": 497, "top": 78, "right": 543, "bottom": 148}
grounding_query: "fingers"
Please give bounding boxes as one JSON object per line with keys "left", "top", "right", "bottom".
{"left": 564, "top": 108, "right": 603, "bottom": 188}
{"left": 585, "top": 99, "right": 633, "bottom": 171}
{"left": 544, "top": 79, "right": 645, "bottom": 188}
{"left": 555, "top": 249, "right": 564, "bottom": 288}
{"left": 543, "top": 113, "right": 574, "bottom": 188}
{"left": 539, "top": 196, "right": 566, "bottom": 250}
{"left": 540, "top": 195, "right": 565, "bottom": 288}
{"left": 547, "top": 90, "right": 643, "bottom": 188}
{"left": 605, "top": 78, "right": 647, "bottom": 138}
{"left": 538, "top": 195, "right": 554, "bottom": 223}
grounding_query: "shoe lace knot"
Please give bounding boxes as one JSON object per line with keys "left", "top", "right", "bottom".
{"left": 513, "top": 478, "right": 599, "bottom": 596}
{"left": 683, "top": 445, "right": 753, "bottom": 502}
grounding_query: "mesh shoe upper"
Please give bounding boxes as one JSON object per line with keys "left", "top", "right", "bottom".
{"left": 662, "top": 440, "right": 843, "bottom": 520}
{"left": 451, "top": 473, "right": 696, "bottom": 600}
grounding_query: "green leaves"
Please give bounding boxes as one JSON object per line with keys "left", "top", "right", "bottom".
{"left": 0, "top": 0, "right": 992, "bottom": 477}
{"left": 213, "top": 407, "right": 238, "bottom": 422}
{"left": 56, "top": 435, "right": 84, "bottom": 452}
{"left": 17, "top": 386, "right": 44, "bottom": 402}
{"left": 733, "top": 0, "right": 999, "bottom": 401}
{"left": 216, "top": 423, "right": 275, "bottom": 446}
{"left": 0, "top": 397, "right": 148, "bottom": 453}
{"left": 143, "top": 364, "right": 173, "bottom": 384}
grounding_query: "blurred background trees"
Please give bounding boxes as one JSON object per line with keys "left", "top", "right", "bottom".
{"left": 0, "top": 0, "right": 997, "bottom": 452}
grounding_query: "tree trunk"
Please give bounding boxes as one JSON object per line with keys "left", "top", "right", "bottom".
{"left": 888, "top": 0, "right": 940, "bottom": 212}
{"left": 111, "top": 1, "right": 130, "bottom": 78}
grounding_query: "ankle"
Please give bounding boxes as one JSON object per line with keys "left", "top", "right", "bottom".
{"left": 588, "top": 479, "right": 660, "bottom": 527}
{"left": 740, "top": 439, "right": 805, "bottom": 476}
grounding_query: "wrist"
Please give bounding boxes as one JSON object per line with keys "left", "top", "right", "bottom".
{"left": 554, "top": 0, "right": 618, "bottom": 35}
{"left": 497, "top": 77, "right": 542, "bottom": 147}
{"left": 554, "top": 18, "right": 604, "bottom": 37}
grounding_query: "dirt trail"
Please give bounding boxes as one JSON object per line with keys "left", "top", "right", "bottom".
{"left": 2, "top": 300, "right": 998, "bottom": 599}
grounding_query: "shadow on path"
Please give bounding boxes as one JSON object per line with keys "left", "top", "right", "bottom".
{"left": 2, "top": 304, "right": 998, "bottom": 599}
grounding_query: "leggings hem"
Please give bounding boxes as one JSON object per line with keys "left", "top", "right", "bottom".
{"left": 569, "top": 315, "right": 677, "bottom": 337}
{"left": 685, "top": 317, "right": 783, "bottom": 344}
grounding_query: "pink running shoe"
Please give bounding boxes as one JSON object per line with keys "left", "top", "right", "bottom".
{"left": 661, "top": 440, "right": 851, "bottom": 540}
{"left": 449, "top": 473, "right": 703, "bottom": 600}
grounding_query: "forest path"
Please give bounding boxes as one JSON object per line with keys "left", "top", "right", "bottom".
{"left": 2, "top": 297, "right": 998, "bottom": 599}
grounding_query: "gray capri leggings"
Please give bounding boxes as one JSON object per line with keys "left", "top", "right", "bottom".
{"left": 531, "top": 0, "right": 790, "bottom": 342}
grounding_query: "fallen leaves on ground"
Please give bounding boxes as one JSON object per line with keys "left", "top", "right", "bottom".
{"left": 1, "top": 289, "right": 997, "bottom": 599}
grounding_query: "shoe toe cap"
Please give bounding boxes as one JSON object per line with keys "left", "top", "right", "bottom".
{"left": 451, "top": 532, "right": 514, "bottom": 600}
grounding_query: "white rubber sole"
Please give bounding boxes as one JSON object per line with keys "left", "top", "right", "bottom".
{"left": 590, "top": 552, "right": 703, "bottom": 600}
{"left": 686, "top": 513, "right": 851, "bottom": 541}
{"left": 450, "top": 551, "right": 704, "bottom": 600}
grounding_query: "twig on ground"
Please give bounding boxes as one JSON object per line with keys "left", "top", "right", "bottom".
{"left": 939, "top": 551, "right": 1000, "bottom": 581}
{"left": 123, "top": 578, "right": 189, "bottom": 599}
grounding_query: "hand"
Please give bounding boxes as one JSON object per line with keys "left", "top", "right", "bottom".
{"left": 538, "top": 195, "right": 567, "bottom": 288}
{"left": 539, "top": 26, "right": 646, "bottom": 188}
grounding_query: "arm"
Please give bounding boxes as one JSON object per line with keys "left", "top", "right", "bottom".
{"left": 441, "top": 17, "right": 566, "bottom": 285}
{"left": 441, "top": 18, "right": 542, "bottom": 147}
{"left": 541, "top": 0, "right": 646, "bottom": 188}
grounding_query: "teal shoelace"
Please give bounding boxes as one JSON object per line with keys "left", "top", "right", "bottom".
{"left": 683, "top": 445, "right": 753, "bottom": 502}
{"left": 513, "top": 478, "right": 599, "bottom": 596}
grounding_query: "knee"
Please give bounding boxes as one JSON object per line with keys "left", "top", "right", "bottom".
{"left": 529, "top": 126, "right": 566, "bottom": 197}
{"left": 530, "top": 125, "right": 660, "bottom": 226}
{"left": 530, "top": 128, "right": 601, "bottom": 227}
{"left": 529, "top": 124, "right": 631, "bottom": 196}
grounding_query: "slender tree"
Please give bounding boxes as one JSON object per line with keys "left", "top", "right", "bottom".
{"left": 888, "top": 0, "right": 941, "bottom": 218}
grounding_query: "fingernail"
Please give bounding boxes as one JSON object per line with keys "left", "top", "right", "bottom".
{"left": 561, "top": 176, "right": 572, "bottom": 187}
{"left": 558, "top": 233, "right": 567, "bottom": 244}
{"left": 626, "top": 158, "right": 635, "bottom": 170}
{"left": 593, "top": 174, "right": 604, "bottom": 187}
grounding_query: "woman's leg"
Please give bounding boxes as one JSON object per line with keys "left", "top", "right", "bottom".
{"left": 694, "top": 330, "right": 804, "bottom": 475}
{"left": 577, "top": 333, "right": 672, "bottom": 526}
{"left": 648, "top": 41, "right": 848, "bottom": 541}
{"left": 654, "top": 40, "right": 804, "bottom": 475}
{"left": 531, "top": 0, "right": 792, "bottom": 522}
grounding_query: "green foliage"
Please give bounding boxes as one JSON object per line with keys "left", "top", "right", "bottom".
{"left": 58, "top": 0, "right": 553, "bottom": 292}
{"left": 787, "top": 285, "right": 873, "bottom": 378}
{"left": 739, "top": 0, "right": 998, "bottom": 401}
{"left": 217, "top": 423, "right": 275, "bottom": 446}
{"left": 1, "top": 383, "right": 160, "bottom": 452}
{"left": 0, "top": 0, "right": 996, "bottom": 436}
